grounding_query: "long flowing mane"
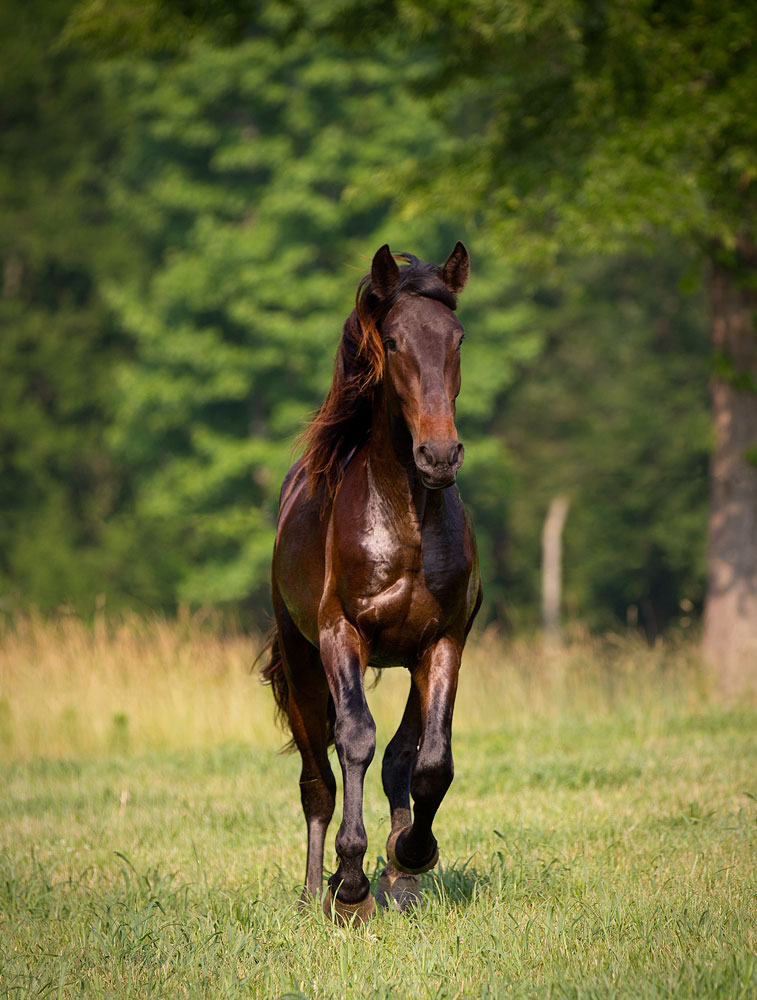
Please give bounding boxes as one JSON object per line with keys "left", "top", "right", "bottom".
{"left": 300, "top": 253, "right": 459, "bottom": 497}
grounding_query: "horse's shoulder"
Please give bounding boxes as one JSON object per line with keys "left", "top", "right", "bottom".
{"left": 277, "top": 462, "right": 329, "bottom": 544}
{"left": 278, "top": 459, "right": 304, "bottom": 506}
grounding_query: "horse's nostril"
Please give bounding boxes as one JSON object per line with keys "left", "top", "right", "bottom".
{"left": 415, "top": 441, "right": 464, "bottom": 474}
{"left": 416, "top": 444, "right": 436, "bottom": 469}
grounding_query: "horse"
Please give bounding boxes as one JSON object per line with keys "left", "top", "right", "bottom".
{"left": 261, "top": 242, "right": 482, "bottom": 923}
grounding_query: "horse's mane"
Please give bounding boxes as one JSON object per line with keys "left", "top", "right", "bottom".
{"left": 300, "top": 253, "right": 459, "bottom": 498}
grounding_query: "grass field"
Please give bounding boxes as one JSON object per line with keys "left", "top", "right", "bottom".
{"left": 1, "top": 613, "right": 755, "bottom": 998}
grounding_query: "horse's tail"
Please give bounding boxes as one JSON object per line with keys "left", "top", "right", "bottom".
{"left": 257, "top": 626, "right": 336, "bottom": 753}
{"left": 258, "top": 628, "right": 295, "bottom": 752}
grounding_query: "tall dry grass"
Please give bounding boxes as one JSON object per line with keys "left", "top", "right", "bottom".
{"left": 0, "top": 611, "right": 716, "bottom": 761}
{"left": 0, "top": 610, "right": 268, "bottom": 759}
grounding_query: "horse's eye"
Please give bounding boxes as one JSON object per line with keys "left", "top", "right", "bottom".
{"left": 383, "top": 337, "right": 397, "bottom": 352}
{"left": 457, "top": 336, "right": 465, "bottom": 351}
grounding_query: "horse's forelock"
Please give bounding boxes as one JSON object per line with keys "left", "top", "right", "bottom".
{"left": 394, "top": 262, "right": 458, "bottom": 313}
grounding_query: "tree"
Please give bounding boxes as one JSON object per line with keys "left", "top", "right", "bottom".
{"left": 100, "top": 18, "right": 540, "bottom": 617}
{"left": 0, "top": 0, "right": 139, "bottom": 614}
{"left": 325, "top": 0, "right": 757, "bottom": 686}
{"left": 504, "top": 252, "right": 711, "bottom": 639}
{"left": 52, "top": 0, "right": 728, "bottom": 643}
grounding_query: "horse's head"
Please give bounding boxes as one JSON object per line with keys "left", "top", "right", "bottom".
{"left": 369, "top": 242, "right": 469, "bottom": 490}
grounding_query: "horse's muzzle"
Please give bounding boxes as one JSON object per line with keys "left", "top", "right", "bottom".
{"left": 414, "top": 440, "right": 464, "bottom": 489}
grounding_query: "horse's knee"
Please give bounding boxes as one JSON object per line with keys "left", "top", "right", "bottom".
{"left": 334, "top": 709, "right": 376, "bottom": 770}
{"left": 412, "top": 744, "right": 454, "bottom": 804}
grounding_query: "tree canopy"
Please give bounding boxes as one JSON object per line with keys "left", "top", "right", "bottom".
{"left": 330, "top": 0, "right": 756, "bottom": 262}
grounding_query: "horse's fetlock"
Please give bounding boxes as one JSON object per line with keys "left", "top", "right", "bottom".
{"left": 335, "top": 822, "right": 368, "bottom": 861}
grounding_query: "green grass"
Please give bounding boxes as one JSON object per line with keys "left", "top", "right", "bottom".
{"left": 1, "top": 615, "right": 755, "bottom": 998}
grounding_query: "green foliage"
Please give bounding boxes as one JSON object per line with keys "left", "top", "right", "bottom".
{"left": 504, "top": 253, "right": 711, "bottom": 634}
{"left": 336, "top": 0, "right": 757, "bottom": 265}
{"left": 302, "top": 0, "right": 737, "bottom": 634}
{"left": 0, "top": 0, "right": 723, "bottom": 631}
{"left": 0, "top": 0, "right": 133, "bottom": 612}
{"left": 102, "top": 20, "right": 538, "bottom": 612}
{"left": 712, "top": 352, "right": 757, "bottom": 393}
{"left": 64, "top": 0, "right": 268, "bottom": 54}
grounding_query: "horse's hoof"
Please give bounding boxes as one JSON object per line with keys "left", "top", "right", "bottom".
{"left": 387, "top": 826, "right": 439, "bottom": 875}
{"left": 322, "top": 887, "right": 375, "bottom": 926}
{"left": 375, "top": 867, "right": 422, "bottom": 911}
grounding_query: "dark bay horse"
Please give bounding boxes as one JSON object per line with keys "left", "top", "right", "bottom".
{"left": 262, "top": 243, "right": 482, "bottom": 922}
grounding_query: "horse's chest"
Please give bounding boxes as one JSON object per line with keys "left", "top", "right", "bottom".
{"left": 342, "top": 515, "right": 471, "bottom": 660}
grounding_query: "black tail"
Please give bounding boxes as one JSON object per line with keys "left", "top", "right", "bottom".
{"left": 257, "top": 626, "right": 335, "bottom": 753}
{"left": 258, "top": 628, "right": 294, "bottom": 750}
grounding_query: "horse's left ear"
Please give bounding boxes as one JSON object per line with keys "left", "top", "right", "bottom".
{"left": 441, "top": 241, "right": 470, "bottom": 293}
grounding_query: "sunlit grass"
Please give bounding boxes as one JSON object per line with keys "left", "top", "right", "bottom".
{"left": 1, "top": 613, "right": 755, "bottom": 998}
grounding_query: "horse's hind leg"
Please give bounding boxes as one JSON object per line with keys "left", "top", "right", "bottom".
{"left": 274, "top": 599, "right": 336, "bottom": 903}
{"left": 377, "top": 680, "right": 423, "bottom": 909}
{"left": 388, "top": 637, "right": 460, "bottom": 877}
{"left": 289, "top": 682, "right": 336, "bottom": 903}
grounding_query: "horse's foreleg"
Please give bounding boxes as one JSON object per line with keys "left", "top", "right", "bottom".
{"left": 388, "top": 637, "right": 460, "bottom": 876}
{"left": 377, "top": 680, "right": 423, "bottom": 908}
{"left": 319, "top": 618, "right": 376, "bottom": 923}
{"left": 381, "top": 679, "right": 421, "bottom": 835}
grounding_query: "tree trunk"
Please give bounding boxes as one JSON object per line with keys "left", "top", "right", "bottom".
{"left": 702, "top": 245, "right": 757, "bottom": 693}
{"left": 542, "top": 495, "right": 569, "bottom": 649}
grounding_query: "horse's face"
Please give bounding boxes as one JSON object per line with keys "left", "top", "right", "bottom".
{"left": 381, "top": 295, "right": 465, "bottom": 490}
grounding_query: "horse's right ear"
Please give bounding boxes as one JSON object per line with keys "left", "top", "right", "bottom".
{"left": 371, "top": 244, "right": 400, "bottom": 300}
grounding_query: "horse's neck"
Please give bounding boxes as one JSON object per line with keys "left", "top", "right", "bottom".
{"left": 366, "top": 402, "right": 430, "bottom": 528}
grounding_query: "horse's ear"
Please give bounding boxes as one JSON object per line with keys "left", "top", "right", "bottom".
{"left": 441, "top": 241, "right": 470, "bottom": 293}
{"left": 371, "top": 244, "right": 400, "bottom": 300}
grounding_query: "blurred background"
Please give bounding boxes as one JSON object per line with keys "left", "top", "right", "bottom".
{"left": 1, "top": 0, "right": 755, "bottom": 687}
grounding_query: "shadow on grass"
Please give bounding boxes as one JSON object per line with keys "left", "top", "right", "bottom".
{"left": 424, "top": 857, "right": 489, "bottom": 906}
{"left": 367, "top": 854, "right": 488, "bottom": 910}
